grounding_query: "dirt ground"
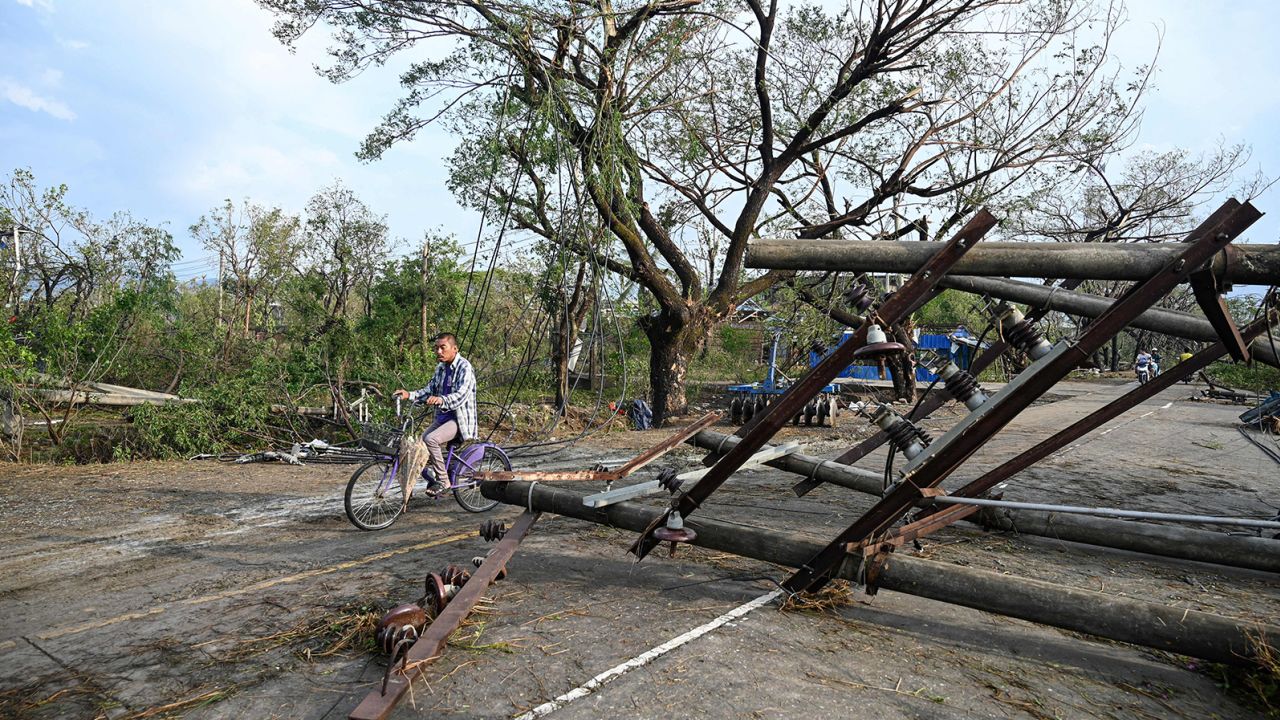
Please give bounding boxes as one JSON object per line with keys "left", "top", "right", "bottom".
{"left": 1, "top": 378, "right": 1278, "bottom": 719}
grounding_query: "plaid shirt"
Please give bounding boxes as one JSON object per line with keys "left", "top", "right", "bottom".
{"left": 410, "top": 354, "right": 478, "bottom": 440}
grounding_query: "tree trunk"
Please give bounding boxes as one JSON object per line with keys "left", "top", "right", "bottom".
{"left": 639, "top": 306, "right": 710, "bottom": 427}
{"left": 889, "top": 323, "right": 917, "bottom": 401}
{"left": 550, "top": 262, "right": 592, "bottom": 414}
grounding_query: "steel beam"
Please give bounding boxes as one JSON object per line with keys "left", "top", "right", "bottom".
{"left": 783, "top": 201, "right": 1262, "bottom": 592}
{"left": 348, "top": 511, "right": 540, "bottom": 720}
{"left": 1190, "top": 269, "right": 1250, "bottom": 362}
{"left": 628, "top": 209, "right": 999, "bottom": 560}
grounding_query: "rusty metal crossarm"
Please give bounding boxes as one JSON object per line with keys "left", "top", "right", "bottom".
{"left": 798, "top": 196, "right": 1253, "bottom": 499}
{"left": 628, "top": 209, "right": 1000, "bottom": 560}
{"left": 609, "top": 411, "right": 720, "bottom": 477}
{"left": 782, "top": 200, "right": 1262, "bottom": 593}
{"left": 792, "top": 279, "right": 1089, "bottom": 498}
{"left": 1190, "top": 269, "right": 1251, "bottom": 362}
{"left": 348, "top": 511, "right": 541, "bottom": 720}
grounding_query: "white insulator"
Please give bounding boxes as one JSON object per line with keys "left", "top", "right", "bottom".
{"left": 666, "top": 511, "right": 685, "bottom": 530}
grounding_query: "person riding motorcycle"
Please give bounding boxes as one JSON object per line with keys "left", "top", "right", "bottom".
{"left": 1134, "top": 351, "right": 1152, "bottom": 384}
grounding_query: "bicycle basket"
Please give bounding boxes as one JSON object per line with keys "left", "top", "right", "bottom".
{"left": 359, "top": 421, "right": 404, "bottom": 455}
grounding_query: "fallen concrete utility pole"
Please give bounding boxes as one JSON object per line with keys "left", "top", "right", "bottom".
{"left": 938, "top": 275, "right": 1280, "bottom": 368}
{"left": 690, "top": 429, "right": 1280, "bottom": 574}
{"left": 482, "top": 481, "right": 1277, "bottom": 666}
{"left": 929, "top": 495, "right": 1280, "bottom": 530}
{"left": 746, "top": 239, "right": 1280, "bottom": 284}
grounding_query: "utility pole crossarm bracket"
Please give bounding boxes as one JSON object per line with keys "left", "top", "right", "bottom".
{"left": 781, "top": 200, "right": 1262, "bottom": 594}
{"left": 628, "top": 209, "right": 1000, "bottom": 560}
{"left": 1189, "top": 265, "right": 1251, "bottom": 362}
{"left": 582, "top": 442, "right": 803, "bottom": 508}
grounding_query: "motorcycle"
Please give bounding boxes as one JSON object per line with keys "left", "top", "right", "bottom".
{"left": 1136, "top": 363, "right": 1151, "bottom": 385}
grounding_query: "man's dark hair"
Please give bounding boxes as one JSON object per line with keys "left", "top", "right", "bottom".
{"left": 433, "top": 332, "right": 459, "bottom": 347}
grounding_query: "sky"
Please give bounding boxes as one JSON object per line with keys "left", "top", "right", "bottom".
{"left": 1, "top": 0, "right": 1277, "bottom": 287}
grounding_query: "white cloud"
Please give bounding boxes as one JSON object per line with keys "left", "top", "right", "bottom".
{"left": 14, "top": 0, "right": 54, "bottom": 11}
{"left": 178, "top": 140, "right": 342, "bottom": 208}
{"left": 57, "top": 38, "right": 89, "bottom": 51}
{"left": 1, "top": 78, "right": 75, "bottom": 120}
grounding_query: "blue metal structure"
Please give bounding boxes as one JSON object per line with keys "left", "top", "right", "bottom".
{"left": 725, "top": 328, "right": 989, "bottom": 425}
{"left": 807, "top": 330, "right": 986, "bottom": 383}
{"left": 726, "top": 332, "right": 839, "bottom": 426}
{"left": 1240, "top": 391, "right": 1280, "bottom": 427}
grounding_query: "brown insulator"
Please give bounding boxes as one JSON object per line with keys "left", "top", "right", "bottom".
{"left": 853, "top": 324, "right": 906, "bottom": 359}
{"left": 998, "top": 305, "right": 1052, "bottom": 359}
{"left": 441, "top": 564, "right": 471, "bottom": 587}
{"left": 424, "top": 572, "right": 449, "bottom": 614}
{"left": 375, "top": 604, "right": 427, "bottom": 655}
{"left": 653, "top": 526, "right": 698, "bottom": 543}
{"left": 843, "top": 279, "right": 875, "bottom": 313}
{"left": 653, "top": 511, "right": 698, "bottom": 557}
{"left": 479, "top": 519, "right": 507, "bottom": 542}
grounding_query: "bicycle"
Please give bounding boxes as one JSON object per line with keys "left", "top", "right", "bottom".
{"left": 343, "top": 399, "right": 508, "bottom": 530}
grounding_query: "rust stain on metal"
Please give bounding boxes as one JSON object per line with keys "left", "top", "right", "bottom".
{"left": 347, "top": 511, "right": 541, "bottom": 720}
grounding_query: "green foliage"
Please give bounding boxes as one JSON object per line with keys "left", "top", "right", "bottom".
{"left": 717, "top": 326, "right": 753, "bottom": 356}
{"left": 129, "top": 357, "right": 277, "bottom": 458}
{"left": 1206, "top": 360, "right": 1280, "bottom": 394}
{"left": 915, "top": 290, "right": 987, "bottom": 331}
{"left": 0, "top": 320, "right": 37, "bottom": 387}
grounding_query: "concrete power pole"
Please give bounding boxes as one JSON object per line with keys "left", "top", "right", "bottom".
{"left": 420, "top": 236, "right": 431, "bottom": 349}
{"left": 216, "top": 249, "right": 224, "bottom": 329}
{"left": 6, "top": 226, "right": 20, "bottom": 311}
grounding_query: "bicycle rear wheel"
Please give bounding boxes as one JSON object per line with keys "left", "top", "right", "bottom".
{"left": 453, "top": 446, "right": 506, "bottom": 513}
{"left": 344, "top": 459, "right": 404, "bottom": 530}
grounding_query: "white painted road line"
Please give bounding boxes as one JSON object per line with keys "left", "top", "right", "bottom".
{"left": 514, "top": 589, "right": 784, "bottom": 719}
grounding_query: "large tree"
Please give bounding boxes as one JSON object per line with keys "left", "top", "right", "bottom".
{"left": 260, "top": 0, "right": 1147, "bottom": 424}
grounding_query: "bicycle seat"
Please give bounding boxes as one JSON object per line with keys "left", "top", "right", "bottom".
{"left": 358, "top": 438, "right": 397, "bottom": 457}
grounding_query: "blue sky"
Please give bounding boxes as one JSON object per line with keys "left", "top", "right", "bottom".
{"left": 1, "top": 0, "right": 1277, "bottom": 287}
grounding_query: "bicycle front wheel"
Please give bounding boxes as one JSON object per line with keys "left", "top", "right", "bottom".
{"left": 453, "top": 446, "right": 506, "bottom": 513}
{"left": 344, "top": 459, "right": 404, "bottom": 530}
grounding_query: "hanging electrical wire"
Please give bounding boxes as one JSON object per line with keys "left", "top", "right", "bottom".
{"left": 454, "top": 67, "right": 518, "bottom": 342}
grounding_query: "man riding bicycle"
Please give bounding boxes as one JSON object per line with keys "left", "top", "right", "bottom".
{"left": 394, "top": 333, "right": 478, "bottom": 496}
